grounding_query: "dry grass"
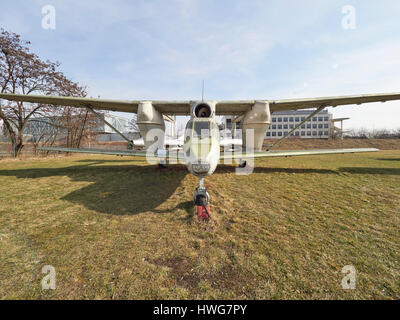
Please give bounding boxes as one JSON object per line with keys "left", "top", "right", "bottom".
{"left": 0, "top": 151, "right": 399, "bottom": 299}
{"left": 264, "top": 138, "right": 400, "bottom": 150}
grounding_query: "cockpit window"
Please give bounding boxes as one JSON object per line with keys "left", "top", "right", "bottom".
{"left": 193, "top": 121, "right": 210, "bottom": 138}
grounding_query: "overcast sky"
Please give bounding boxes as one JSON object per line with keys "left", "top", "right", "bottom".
{"left": 1, "top": 0, "right": 400, "bottom": 130}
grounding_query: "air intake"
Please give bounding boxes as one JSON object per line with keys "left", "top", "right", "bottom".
{"left": 194, "top": 103, "right": 212, "bottom": 118}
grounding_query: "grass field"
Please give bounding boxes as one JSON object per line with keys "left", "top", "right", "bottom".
{"left": 0, "top": 151, "right": 399, "bottom": 299}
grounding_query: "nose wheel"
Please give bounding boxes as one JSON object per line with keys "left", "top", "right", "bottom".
{"left": 194, "top": 177, "right": 210, "bottom": 220}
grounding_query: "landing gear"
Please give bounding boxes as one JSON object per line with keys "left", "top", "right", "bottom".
{"left": 193, "top": 177, "right": 210, "bottom": 220}
{"left": 158, "top": 159, "right": 167, "bottom": 169}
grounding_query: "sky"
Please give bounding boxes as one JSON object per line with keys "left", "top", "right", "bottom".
{"left": 1, "top": 0, "right": 400, "bottom": 130}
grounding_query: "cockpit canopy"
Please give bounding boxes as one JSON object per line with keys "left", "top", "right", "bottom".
{"left": 184, "top": 119, "right": 220, "bottom": 161}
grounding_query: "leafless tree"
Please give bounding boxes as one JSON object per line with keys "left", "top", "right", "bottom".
{"left": 0, "top": 29, "right": 87, "bottom": 156}
{"left": 345, "top": 127, "right": 400, "bottom": 139}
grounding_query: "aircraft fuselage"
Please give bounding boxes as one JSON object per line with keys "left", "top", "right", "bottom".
{"left": 183, "top": 101, "right": 221, "bottom": 177}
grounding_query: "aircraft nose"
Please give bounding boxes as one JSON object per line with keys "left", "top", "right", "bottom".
{"left": 192, "top": 163, "right": 210, "bottom": 174}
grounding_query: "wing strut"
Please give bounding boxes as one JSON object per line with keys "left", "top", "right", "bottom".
{"left": 86, "top": 106, "right": 134, "bottom": 149}
{"left": 267, "top": 107, "right": 325, "bottom": 151}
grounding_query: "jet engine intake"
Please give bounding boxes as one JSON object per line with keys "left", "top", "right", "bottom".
{"left": 193, "top": 103, "right": 213, "bottom": 118}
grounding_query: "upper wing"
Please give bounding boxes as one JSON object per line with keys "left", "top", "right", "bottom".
{"left": 220, "top": 148, "right": 379, "bottom": 160}
{"left": 268, "top": 93, "right": 400, "bottom": 112}
{"left": 2, "top": 92, "right": 400, "bottom": 115}
{"left": 217, "top": 92, "right": 400, "bottom": 114}
{"left": 0, "top": 93, "right": 191, "bottom": 115}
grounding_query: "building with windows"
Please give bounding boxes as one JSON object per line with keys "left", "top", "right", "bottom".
{"left": 222, "top": 109, "right": 333, "bottom": 139}
{"left": 267, "top": 110, "right": 332, "bottom": 139}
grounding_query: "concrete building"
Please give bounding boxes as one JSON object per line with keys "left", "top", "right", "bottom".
{"left": 267, "top": 110, "right": 332, "bottom": 139}
{"left": 222, "top": 109, "right": 333, "bottom": 139}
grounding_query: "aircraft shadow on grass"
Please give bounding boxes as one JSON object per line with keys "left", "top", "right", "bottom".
{"left": 375, "top": 158, "right": 400, "bottom": 162}
{"left": 0, "top": 159, "right": 399, "bottom": 215}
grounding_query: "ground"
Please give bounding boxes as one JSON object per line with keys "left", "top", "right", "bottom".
{"left": 0, "top": 150, "right": 399, "bottom": 299}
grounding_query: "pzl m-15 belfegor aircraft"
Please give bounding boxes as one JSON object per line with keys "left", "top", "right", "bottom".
{"left": 1, "top": 92, "right": 399, "bottom": 218}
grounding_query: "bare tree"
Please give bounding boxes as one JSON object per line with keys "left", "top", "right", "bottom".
{"left": 0, "top": 29, "right": 87, "bottom": 157}
{"left": 344, "top": 127, "right": 400, "bottom": 139}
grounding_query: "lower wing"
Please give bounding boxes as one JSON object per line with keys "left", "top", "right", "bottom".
{"left": 37, "top": 146, "right": 184, "bottom": 159}
{"left": 220, "top": 148, "right": 379, "bottom": 160}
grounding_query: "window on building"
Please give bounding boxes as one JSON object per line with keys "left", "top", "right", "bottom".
{"left": 312, "top": 117, "right": 317, "bottom": 121}
{"left": 283, "top": 117, "right": 288, "bottom": 122}
{"left": 278, "top": 125, "right": 282, "bottom": 129}
{"left": 324, "top": 117, "right": 329, "bottom": 121}
{"left": 278, "top": 132, "right": 282, "bottom": 136}
{"left": 325, "top": 131, "right": 329, "bottom": 135}
{"left": 318, "top": 117, "right": 323, "bottom": 121}
{"left": 289, "top": 124, "right": 294, "bottom": 129}
{"left": 301, "top": 125, "right": 305, "bottom": 129}
{"left": 284, "top": 132, "right": 288, "bottom": 136}
{"left": 313, "top": 124, "right": 317, "bottom": 129}
{"left": 324, "top": 124, "right": 329, "bottom": 128}
{"left": 301, "top": 131, "right": 305, "bottom": 136}
{"left": 318, "top": 124, "right": 323, "bottom": 129}
{"left": 226, "top": 118, "right": 232, "bottom": 130}
{"left": 266, "top": 132, "right": 271, "bottom": 136}
{"left": 295, "top": 117, "right": 300, "bottom": 122}
{"left": 278, "top": 118, "right": 282, "bottom": 122}
{"left": 312, "top": 131, "right": 317, "bottom": 136}
{"left": 272, "top": 118, "right": 276, "bottom": 122}
{"left": 294, "top": 132, "right": 299, "bottom": 136}
{"left": 307, "top": 124, "right": 311, "bottom": 129}
{"left": 272, "top": 125, "right": 276, "bottom": 129}
{"left": 272, "top": 132, "right": 276, "bottom": 136}
{"left": 307, "top": 131, "right": 311, "bottom": 136}
{"left": 301, "top": 117, "right": 305, "bottom": 121}
{"left": 284, "top": 124, "right": 288, "bottom": 129}
{"left": 289, "top": 117, "right": 294, "bottom": 122}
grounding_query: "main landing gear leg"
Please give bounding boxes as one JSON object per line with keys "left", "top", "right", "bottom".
{"left": 238, "top": 160, "right": 247, "bottom": 168}
{"left": 194, "top": 177, "right": 210, "bottom": 220}
{"left": 158, "top": 159, "right": 167, "bottom": 169}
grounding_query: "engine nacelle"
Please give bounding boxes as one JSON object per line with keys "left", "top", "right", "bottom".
{"left": 191, "top": 101, "right": 216, "bottom": 119}
{"left": 137, "top": 101, "right": 165, "bottom": 149}
{"left": 242, "top": 101, "right": 271, "bottom": 151}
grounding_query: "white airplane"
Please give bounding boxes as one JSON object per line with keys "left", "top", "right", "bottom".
{"left": 1, "top": 92, "right": 399, "bottom": 218}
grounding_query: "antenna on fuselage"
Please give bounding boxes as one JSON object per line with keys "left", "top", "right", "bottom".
{"left": 202, "top": 80, "right": 205, "bottom": 102}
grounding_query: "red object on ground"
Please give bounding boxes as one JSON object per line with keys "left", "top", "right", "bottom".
{"left": 197, "top": 205, "right": 210, "bottom": 219}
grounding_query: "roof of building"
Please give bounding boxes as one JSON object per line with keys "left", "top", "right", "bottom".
{"left": 272, "top": 109, "right": 330, "bottom": 115}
